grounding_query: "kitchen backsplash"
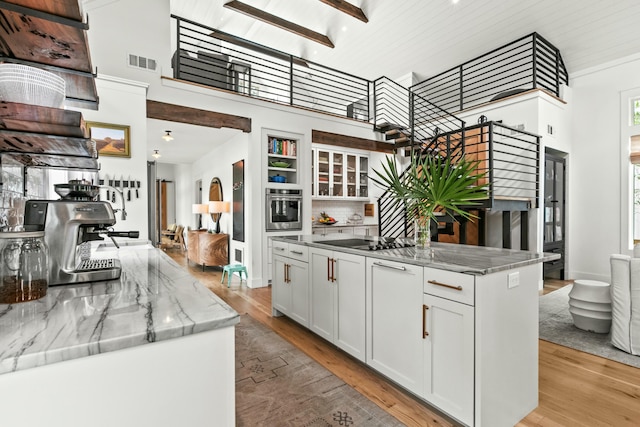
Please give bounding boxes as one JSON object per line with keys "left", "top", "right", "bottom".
{"left": 311, "top": 200, "right": 377, "bottom": 225}
{"left": 0, "top": 157, "right": 46, "bottom": 230}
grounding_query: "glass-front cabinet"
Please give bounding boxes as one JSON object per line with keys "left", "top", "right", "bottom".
{"left": 312, "top": 145, "right": 368, "bottom": 199}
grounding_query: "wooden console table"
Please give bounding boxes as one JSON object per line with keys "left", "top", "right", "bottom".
{"left": 187, "top": 230, "right": 229, "bottom": 270}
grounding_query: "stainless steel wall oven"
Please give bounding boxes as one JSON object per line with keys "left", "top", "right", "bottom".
{"left": 265, "top": 189, "right": 302, "bottom": 231}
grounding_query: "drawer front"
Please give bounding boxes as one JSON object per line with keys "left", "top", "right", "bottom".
{"left": 272, "top": 240, "right": 289, "bottom": 255}
{"left": 272, "top": 241, "right": 309, "bottom": 262}
{"left": 424, "top": 267, "right": 475, "bottom": 306}
{"left": 286, "top": 244, "right": 309, "bottom": 262}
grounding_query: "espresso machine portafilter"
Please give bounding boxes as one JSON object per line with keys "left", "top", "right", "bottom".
{"left": 23, "top": 200, "right": 139, "bottom": 286}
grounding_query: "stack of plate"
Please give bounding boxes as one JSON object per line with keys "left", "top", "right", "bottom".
{"left": 0, "top": 63, "right": 66, "bottom": 108}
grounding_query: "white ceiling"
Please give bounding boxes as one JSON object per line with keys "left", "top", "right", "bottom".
{"left": 156, "top": 0, "right": 640, "bottom": 163}
{"left": 171, "top": 0, "right": 640, "bottom": 80}
{"left": 146, "top": 119, "right": 241, "bottom": 164}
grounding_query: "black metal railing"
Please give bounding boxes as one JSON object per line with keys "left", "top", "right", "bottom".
{"left": 171, "top": 15, "right": 371, "bottom": 121}
{"left": 372, "top": 77, "right": 465, "bottom": 153}
{"left": 377, "top": 121, "right": 540, "bottom": 239}
{"left": 411, "top": 33, "right": 568, "bottom": 112}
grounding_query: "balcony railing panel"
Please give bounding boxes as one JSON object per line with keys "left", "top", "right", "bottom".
{"left": 172, "top": 15, "right": 371, "bottom": 121}
{"left": 411, "top": 32, "right": 568, "bottom": 112}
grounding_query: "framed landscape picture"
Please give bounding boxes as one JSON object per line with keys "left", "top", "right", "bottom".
{"left": 88, "top": 122, "right": 131, "bottom": 158}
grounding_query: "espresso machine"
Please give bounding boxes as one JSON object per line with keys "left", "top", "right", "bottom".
{"left": 23, "top": 181, "right": 139, "bottom": 286}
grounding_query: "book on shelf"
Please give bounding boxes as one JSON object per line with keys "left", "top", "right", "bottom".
{"left": 269, "top": 137, "right": 297, "bottom": 156}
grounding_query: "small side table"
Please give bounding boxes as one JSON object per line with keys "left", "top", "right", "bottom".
{"left": 568, "top": 279, "right": 612, "bottom": 333}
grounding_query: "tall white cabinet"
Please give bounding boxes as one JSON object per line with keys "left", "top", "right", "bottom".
{"left": 366, "top": 259, "right": 424, "bottom": 396}
{"left": 309, "top": 247, "right": 366, "bottom": 362}
{"left": 272, "top": 241, "right": 310, "bottom": 327}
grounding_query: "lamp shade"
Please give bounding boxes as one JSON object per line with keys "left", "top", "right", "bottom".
{"left": 192, "top": 203, "right": 209, "bottom": 214}
{"left": 209, "top": 201, "right": 230, "bottom": 213}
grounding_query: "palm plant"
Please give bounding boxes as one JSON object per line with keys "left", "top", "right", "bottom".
{"left": 370, "top": 152, "right": 489, "bottom": 248}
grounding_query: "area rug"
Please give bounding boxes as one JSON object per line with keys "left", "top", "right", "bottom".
{"left": 235, "top": 315, "right": 404, "bottom": 427}
{"left": 539, "top": 285, "right": 640, "bottom": 368}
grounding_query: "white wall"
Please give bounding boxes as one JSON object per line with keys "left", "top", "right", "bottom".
{"left": 569, "top": 54, "right": 640, "bottom": 281}
{"left": 75, "top": 76, "right": 150, "bottom": 241}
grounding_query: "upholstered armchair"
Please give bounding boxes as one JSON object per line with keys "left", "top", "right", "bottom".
{"left": 609, "top": 254, "right": 640, "bottom": 355}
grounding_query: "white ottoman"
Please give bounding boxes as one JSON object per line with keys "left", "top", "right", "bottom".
{"left": 568, "top": 280, "right": 612, "bottom": 333}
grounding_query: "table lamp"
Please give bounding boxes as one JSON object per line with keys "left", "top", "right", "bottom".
{"left": 209, "top": 201, "right": 231, "bottom": 234}
{"left": 192, "top": 203, "right": 209, "bottom": 229}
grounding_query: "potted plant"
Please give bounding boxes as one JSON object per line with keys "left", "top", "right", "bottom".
{"left": 370, "top": 152, "right": 488, "bottom": 253}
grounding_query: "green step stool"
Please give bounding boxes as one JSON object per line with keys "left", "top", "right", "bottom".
{"left": 221, "top": 264, "right": 248, "bottom": 287}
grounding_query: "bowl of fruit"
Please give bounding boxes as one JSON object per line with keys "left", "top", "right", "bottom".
{"left": 317, "top": 212, "right": 337, "bottom": 225}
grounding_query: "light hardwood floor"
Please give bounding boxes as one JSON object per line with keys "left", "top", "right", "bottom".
{"left": 166, "top": 250, "right": 640, "bottom": 427}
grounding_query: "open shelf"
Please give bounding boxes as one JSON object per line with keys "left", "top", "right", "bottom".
{"left": 0, "top": 0, "right": 99, "bottom": 109}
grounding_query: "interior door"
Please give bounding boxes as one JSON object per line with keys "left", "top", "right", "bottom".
{"left": 543, "top": 152, "right": 566, "bottom": 278}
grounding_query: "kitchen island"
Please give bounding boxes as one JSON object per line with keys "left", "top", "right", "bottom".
{"left": 0, "top": 242, "right": 239, "bottom": 427}
{"left": 271, "top": 235, "right": 559, "bottom": 427}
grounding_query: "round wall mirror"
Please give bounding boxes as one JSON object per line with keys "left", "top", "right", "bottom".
{"left": 209, "top": 177, "right": 223, "bottom": 222}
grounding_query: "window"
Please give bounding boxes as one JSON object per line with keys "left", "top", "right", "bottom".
{"left": 635, "top": 98, "right": 640, "bottom": 125}
{"left": 632, "top": 135, "right": 640, "bottom": 242}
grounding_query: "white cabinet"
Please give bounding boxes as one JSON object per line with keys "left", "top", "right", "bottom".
{"left": 366, "top": 258, "right": 424, "bottom": 396}
{"left": 312, "top": 145, "right": 369, "bottom": 199}
{"left": 310, "top": 248, "right": 366, "bottom": 362}
{"left": 272, "top": 242, "right": 310, "bottom": 327}
{"left": 423, "top": 292, "right": 474, "bottom": 426}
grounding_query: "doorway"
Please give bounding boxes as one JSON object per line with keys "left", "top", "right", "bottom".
{"left": 543, "top": 151, "right": 566, "bottom": 279}
{"left": 195, "top": 179, "right": 202, "bottom": 229}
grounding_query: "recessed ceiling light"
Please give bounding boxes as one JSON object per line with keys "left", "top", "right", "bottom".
{"left": 342, "top": 26, "right": 348, "bottom": 32}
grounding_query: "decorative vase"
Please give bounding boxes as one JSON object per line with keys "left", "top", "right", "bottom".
{"left": 414, "top": 216, "right": 431, "bottom": 253}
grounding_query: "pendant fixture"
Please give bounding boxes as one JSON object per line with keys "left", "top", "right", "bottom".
{"left": 162, "top": 130, "right": 173, "bottom": 142}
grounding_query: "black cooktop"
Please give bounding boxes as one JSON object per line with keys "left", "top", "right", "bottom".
{"left": 319, "top": 237, "right": 415, "bottom": 251}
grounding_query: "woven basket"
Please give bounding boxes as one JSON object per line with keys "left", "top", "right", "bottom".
{"left": 0, "top": 63, "right": 65, "bottom": 108}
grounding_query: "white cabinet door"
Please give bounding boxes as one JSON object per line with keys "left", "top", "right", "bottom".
{"left": 334, "top": 251, "right": 366, "bottom": 362}
{"left": 289, "top": 258, "right": 310, "bottom": 328}
{"left": 366, "top": 258, "right": 424, "bottom": 396}
{"left": 310, "top": 248, "right": 366, "bottom": 361}
{"left": 272, "top": 255, "right": 291, "bottom": 316}
{"left": 310, "top": 248, "right": 334, "bottom": 342}
{"left": 423, "top": 293, "right": 474, "bottom": 426}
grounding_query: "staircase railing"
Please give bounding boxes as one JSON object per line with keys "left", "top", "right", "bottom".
{"left": 411, "top": 32, "right": 568, "bottom": 112}
{"left": 372, "top": 77, "right": 465, "bottom": 154}
{"left": 377, "top": 121, "right": 541, "bottom": 239}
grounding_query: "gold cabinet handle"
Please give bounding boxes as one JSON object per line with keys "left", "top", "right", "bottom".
{"left": 332, "top": 258, "right": 337, "bottom": 282}
{"left": 284, "top": 263, "right": 288, "bottom": 283}
{"left": 290, "top": 250, "right": 304, "bottom": 255}
{"left": 427, "top": 279, "right": 462, "bottom": 291}
{"left": 287, "top": 264, "right": 291, "bottom": 283}
{"left": 275, "top": 247, "right": 285, "bottom": 251}
{"left": 423, "top": 304, "right": 429, "bottom": 338}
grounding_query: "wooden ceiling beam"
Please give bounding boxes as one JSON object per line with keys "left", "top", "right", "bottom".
{"left": 208, "top": 30, "right": 310, "bottom": 68}
{"left": 147, "top": 100, "right": 251, "bottom": 133}
{"left": 319, "top": 0, "right": 368, "bottom": 23}
{"left": 223, "top": 0, "right": 334, "bottom": 48}
{"left": 312, "top": 130, "right": 393, "bottom": 153}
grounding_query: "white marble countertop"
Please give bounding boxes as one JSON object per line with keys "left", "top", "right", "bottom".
{"left": 0, "top": 244, "right": 239, "bottom": 375}
{"left": 273, "top": 235, "right": 560, "bottom": 275}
